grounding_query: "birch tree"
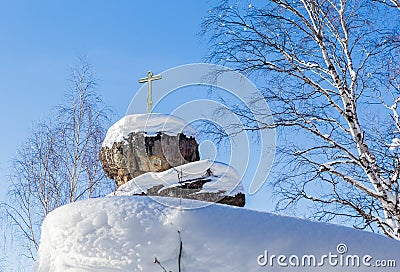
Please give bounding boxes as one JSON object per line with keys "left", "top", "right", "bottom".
{"left": 203, "top": 0, "right": 400, "bottom": 239}
{"left": 3, "top": 57, "right": 115, "bottom": 260}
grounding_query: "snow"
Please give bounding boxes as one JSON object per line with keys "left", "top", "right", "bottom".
{"left": 111, "top": 160, "right": 244, "bottom": 202}
{"left": 389, "top": 138, "right": 400, "bottom": 151}
{"left": 35, "top": 196, "right": 400, "bottom": 272}
{"left": 102, "top": 114, "right": 197, "bottom": 148}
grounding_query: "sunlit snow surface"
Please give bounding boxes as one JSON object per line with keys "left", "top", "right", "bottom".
{"left": 35, "top": 196, "right": 400, "bottom": 272}
{"left": 102, "top": 114, "right": 197, "bottom": 148}
{"left": 112, "top": 160, "right": 244, "bottom": 201}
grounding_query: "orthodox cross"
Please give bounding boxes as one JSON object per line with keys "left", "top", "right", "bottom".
{"left": 138, "top": 71, "right": 162, "bottom": 113}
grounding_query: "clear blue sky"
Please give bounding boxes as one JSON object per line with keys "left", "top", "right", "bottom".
{"left": 0, "top": 2, "right": 275, "bottom": 269}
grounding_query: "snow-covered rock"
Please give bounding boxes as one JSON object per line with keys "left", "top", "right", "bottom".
{"left": 99, "top": 114, "right": 200, "bottom": 187}
{"left": 35, "top": 196, "right": 400, "bottom": 272}
{"left": 99, "top": 114, "right": 245, "bottom": 206}
{"left": 111, "top": 159, "right": 245, "bottom": 207}
{"left": 102, "top": 114, "right": 197, "bottom": 148}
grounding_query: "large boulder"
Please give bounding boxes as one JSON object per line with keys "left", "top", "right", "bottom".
{"left": 100, "top": 114, "right": 245, "bottom": 207}
{"left": 99, "top": 114, "right": 200, "bottom": 187}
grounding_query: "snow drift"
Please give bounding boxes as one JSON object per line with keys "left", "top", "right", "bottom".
{"left": 35, "top": 196, "right": 400, "bottom": 271}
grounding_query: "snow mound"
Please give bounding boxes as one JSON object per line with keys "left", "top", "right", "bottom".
{"left": 112, "top": 159, "right": 244, "bottom": 199}
{"left": 102, "top": 114, "right": 197, "bottom": 148}
{"left": 35, "top": 196, "right": 400, "bottom": 272}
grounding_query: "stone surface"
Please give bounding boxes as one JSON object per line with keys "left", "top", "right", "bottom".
{"left": 99, "top": 131, "right": 200, "bottom": 187}
{"left": 135, "top": 181, "right": 246, "bottom": 207}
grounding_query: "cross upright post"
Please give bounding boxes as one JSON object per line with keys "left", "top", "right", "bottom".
{"left": 138, "top": 71, "right": 162, "bottom": 114}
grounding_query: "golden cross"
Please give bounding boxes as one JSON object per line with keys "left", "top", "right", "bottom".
{"left": 138, "top": 71, "right": 162, "bottom": 113}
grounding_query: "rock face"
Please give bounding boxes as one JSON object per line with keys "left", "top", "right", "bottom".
{"left": 99, "top": 132, "right": 200, "bottom": 187}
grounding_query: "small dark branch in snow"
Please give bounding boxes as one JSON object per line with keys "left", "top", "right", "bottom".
{"left": 178, "top": 230, "right": 183, "bottom": 272}
{"left": 153, "top": 231, "right": 183, "bottom": 272}
{"left": 154, "top": 257, "right": 169, "bottom": 272}
{"left": 203, "top": 168, "right": 218, "bottom": 178}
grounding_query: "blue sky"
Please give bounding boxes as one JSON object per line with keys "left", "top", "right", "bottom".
{"left": 0, "top": 0, "right": 209, "bottom": 144}
{"left": 0, "top": 2, "right": 275, "bottom": 267}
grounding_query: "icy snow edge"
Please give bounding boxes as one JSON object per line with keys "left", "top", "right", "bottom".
{"left": 102, "top": 113, "right": 197, "bottom": 148}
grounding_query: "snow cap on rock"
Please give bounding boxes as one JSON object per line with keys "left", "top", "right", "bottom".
{"left": 102, "top": 113, "right": 197, "bottom": 148}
